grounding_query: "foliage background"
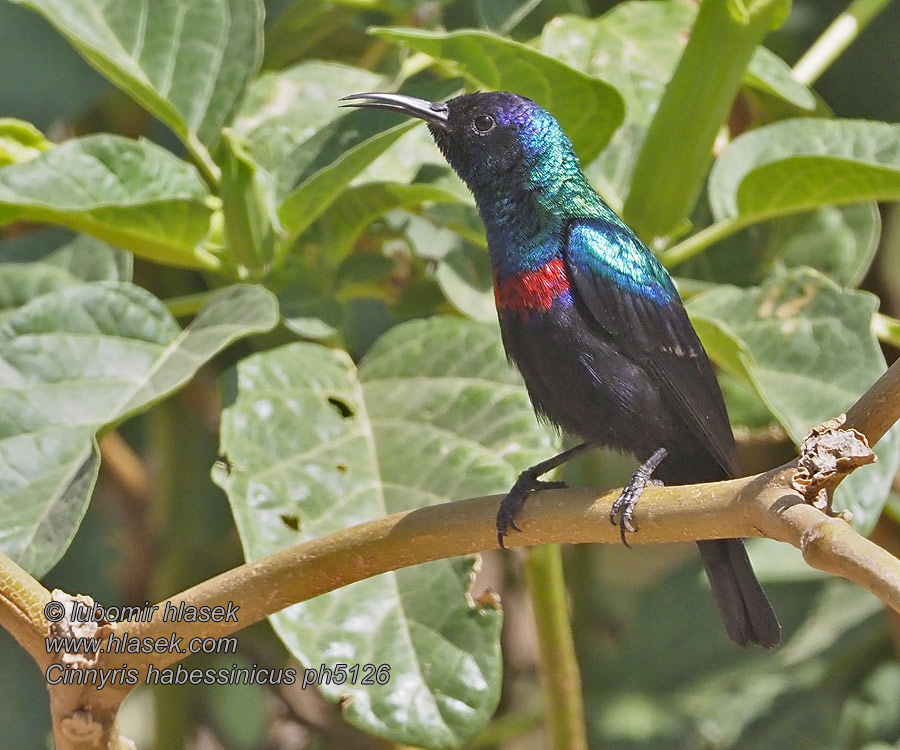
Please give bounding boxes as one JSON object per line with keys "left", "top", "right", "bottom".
{"left": 1, "top": 0, "right": 900, "bottom": 748}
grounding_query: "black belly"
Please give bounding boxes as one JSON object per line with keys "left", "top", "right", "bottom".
{"left": 498, "top": 305, "right": 722, "bottom": 484}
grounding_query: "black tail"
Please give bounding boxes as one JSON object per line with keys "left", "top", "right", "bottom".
{"left": 696, "top": 539, "right": 782, "bottom": 648}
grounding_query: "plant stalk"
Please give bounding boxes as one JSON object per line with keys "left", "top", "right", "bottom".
{"left": 623, "top": 0, "right": 789, "bottom": 241}
{"left": 792, "top": 0, "right": 896, "bottom": 85}
{"left": 523, "top": 544, "right": 588, "bottom": 750}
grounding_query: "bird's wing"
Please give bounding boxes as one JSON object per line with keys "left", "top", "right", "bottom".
{"left": 562, "top": 218, "right": 737, "bottom": 476}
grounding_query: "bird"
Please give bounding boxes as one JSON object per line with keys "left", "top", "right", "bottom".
{"left": 340, "top": 90, "right": 782, "bottom": 648}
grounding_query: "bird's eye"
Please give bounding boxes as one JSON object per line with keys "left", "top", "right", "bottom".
{"left": 474, "top": 114, "right": 495, "bottom": 132}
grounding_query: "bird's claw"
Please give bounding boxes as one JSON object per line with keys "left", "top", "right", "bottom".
{"left": 496, "top": 474, "right": 568, "bottom": 548}
{"left": 609, "top": 448, "right": 668, "bottom": 548}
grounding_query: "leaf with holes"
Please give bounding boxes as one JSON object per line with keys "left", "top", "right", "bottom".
{"left": 215, "top": 317, "right": 558, "bottom": 749}
{"left": 0, "top": 283, "right": 278, "bottom": 575}
{"left": 689, "top": 267, "right": 900, "bottom": 532}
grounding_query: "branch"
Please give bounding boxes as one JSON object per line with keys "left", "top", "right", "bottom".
{"left": 0, "top": 550, "right": 51, "bottom": 664}
{"left": 9, "top": 361, "right": 900, "bottom": 749}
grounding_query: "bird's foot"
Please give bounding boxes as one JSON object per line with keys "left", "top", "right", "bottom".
{"left": 609, "top": 447, "right": 668, "bottom": 548}
{"left": 497, "top": 471, "right": 567, "bottom": 549}
{"left": 496, "top": 443, "right": 594, "bottom": 548}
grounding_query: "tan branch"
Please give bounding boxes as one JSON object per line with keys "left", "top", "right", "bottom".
{"left": 0, "top": 550, "right": 51, "bottom": 664}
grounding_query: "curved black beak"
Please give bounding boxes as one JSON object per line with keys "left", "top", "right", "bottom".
{"left": 339, "top": 92, "right": 449, "bottom": 128}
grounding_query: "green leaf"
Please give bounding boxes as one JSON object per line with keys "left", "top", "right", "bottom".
{"left": 0, "top": 283, "right": 278, "bottom": 575}
{"left": 0, "top": 135, "right": 217, "bottom": 270}
{"left": 277, "top": 279, "right": 344, "bottom": 341}
{"left": 435, "top": 242, "right": 495, "bottom": 323}
{"left": 263, "top": 1, "right": 352, "bottom": 69}
{"left": 0, "top": 118, "right": 50, "bottom": 167}
{"left": 215, "top": 317, "right": 558, "bottom": 749}
{"left": 745, "top": 46, "right": 816, "bottom": 112}
{"left": 277, "top": 115, "right": 416, "bottom": 244}
{"left": 373, "top": 27, "right": 624, "bottom": 161}
{"left": 9, "top": 0, "right": 263, "bottom": 161}
{"left": 9, "top": 232, "right": 132, "bottom": 282}
{"left": 354, "top": 126, "right": 450, "bottom": 187}
{"left": 772, "top": 203, "right": 880, "bottom": 286}
{"left": 310, "top": 181, "right": 463, "bottom": 265}
{"left": 689, "top": 267, "right": 900, "bottom": 532}
{"left": 0, "top": 233, "right": 131, "bottom": 317}
{"left": 710, "top": 119, "right": 900, "bottom": 222}
{"left": 217, "top": 129, "right": 282, "bottom": 276}
{"left": 232, "top": 61, "right": 382, "bottom": 179}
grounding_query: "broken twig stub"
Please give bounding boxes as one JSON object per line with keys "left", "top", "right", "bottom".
{"left": 791, "top": 414, "right": 876, "bottom": 516}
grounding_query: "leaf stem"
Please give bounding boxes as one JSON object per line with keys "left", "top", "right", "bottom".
{"left": 659, "top": 215, "right": 750, "bottom": 267}
{"left": 467, "top": 709, "right": 543, "bottom": 749}
{"left": 792, "top": 0, "right": 896, "bottom": 86}
{"left": 186, "top": 133, "right": 221, "bottom": 187}
{"left": 523, "top": 544, "right": 588, "bottom": 750}
{"left": 164, "top": 290, "right": 217, "bottom": 318}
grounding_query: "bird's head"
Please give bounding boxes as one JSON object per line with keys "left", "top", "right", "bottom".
{"left": 341, "top": 91, "right": 579, "bottom": 201}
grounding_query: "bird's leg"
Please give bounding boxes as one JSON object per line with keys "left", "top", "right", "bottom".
{"left": 497, "top": 442, "right": 595, "bottom": 548}
{"left": 609, "top": 447, "right": 668, "bottom": 548}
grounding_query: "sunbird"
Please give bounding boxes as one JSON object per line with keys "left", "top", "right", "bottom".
{"left": 341, "top": 91, "right": 781, "bottom": 648}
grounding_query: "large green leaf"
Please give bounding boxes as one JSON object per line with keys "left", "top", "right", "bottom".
{"left": 0, "top": 135, "right": 217, "bottom": 270}
{"left": 9, "top": 0, "right": 263, "bottom": 155}
{"left": 709, "top": 120, "right": 900, "bottom": 222}
{"left": 689, "top": 267, "right": 900, "bottom": 532}
{"left": 0, "top": 283, "right": 278, "bottom": 576}
{"left": 373, "top": 27, "right": 624, "bottom": 161}
{"left": 215, "top": 317, "right": 558, "bottom": 749}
